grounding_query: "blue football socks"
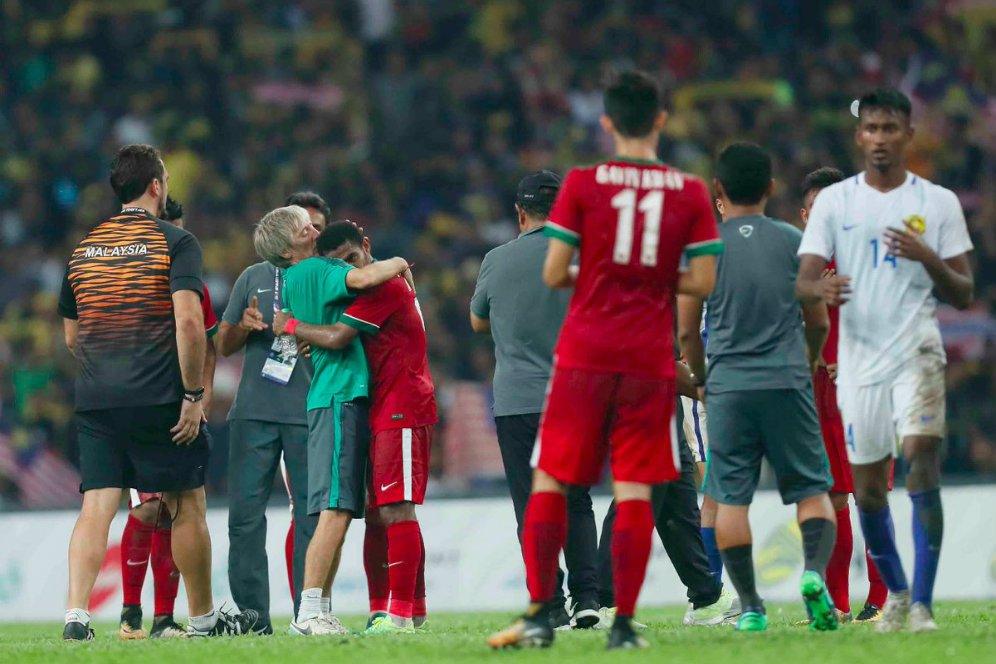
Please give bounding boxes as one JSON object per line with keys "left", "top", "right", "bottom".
{"left": 701, "top": 526, "right": 723, "bottom": 580}
{"left": 857, "top": 504, "right": 909, "bottom": 593}
{"left": 910, "top": 488, "right": 943, "bottom": 609}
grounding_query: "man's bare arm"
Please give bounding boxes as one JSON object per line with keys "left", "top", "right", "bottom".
{"left": 63, "top": 319, "right": 79, "bottom": 357}
{"left": 923, "top": 253, "right": 974, "bottom": 310}
{"left": 470, "top": 312, "right": 492, "bottom": 334}
{"left": 292, "top": 321, "right": 359, "bottom": 351}
{"left": 172, "top": 290, "right": 206, "bottom": 444}
{"left": 801, "top": 300, "right": 830, "bottom": 373}
{"left": 677, "top": 255, "right": 717, "bottom": 298}
{"left": 676, "top": 294, "right": 706, "bottom": 385}
{"left": 797, "top": 254, "right": 852, "bottom": 306}
{"left": 345, "top": 257, "right": 409, "bottom": 291}
{"left": 218, "top": 295, "right": 267, "bottom": 356}
{"left": 675, "top": 361, "right": 699, "bottom": 400}
{"left": 202, "top": 335, "right": 217, "bottom": 417}
{"left": 543, "top": 239, "right": 576, "bottom": 289}
{"left": 273, "top": 309, "right": 360, "bottom": 351}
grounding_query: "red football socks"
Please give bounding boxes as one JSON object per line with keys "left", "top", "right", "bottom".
{"left": 612, "top": 499, "right": 654, "bottom": 618}
{"left": 121, "top": 514, "right": 154, "bottom": 606}
{"left": 386, "top": 521, "right": 423, "bottom": 619}
{"left": 285, "top": 520, "right": 295, "bottom": 602}
{"left": 414, "top": 529, "right": 426, "bottom": 618}
{"left": 866, "top": 546, "right": 888, "bottom": 607}
{"left": 826, "top": 506, "right": 853, "bottom": 613}
{"left": 151, "top": 526, "right": 179, "bottom": 616}
{"left": 523, "top": 492, "right": 567, "bottom": 605}
{"left": 364, "top": 519, "right": 390, "bottom": 613}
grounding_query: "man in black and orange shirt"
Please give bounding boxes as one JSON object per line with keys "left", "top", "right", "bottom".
{"left": 117, "top": 196, "right": 223, "bottom": 640}
{"left": 58, "top": 144, "right": 258, "bottom": 640}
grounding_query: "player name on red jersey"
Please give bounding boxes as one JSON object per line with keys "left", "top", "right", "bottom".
{"left": 594, "top": 163, "right": 686, "bottom": 190}
{"left": 546, "top": 160, "right": 722, "bottom": 379}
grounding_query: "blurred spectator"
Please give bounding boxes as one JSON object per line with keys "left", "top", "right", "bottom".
{"left": 2, "top": 1, "right": 995, "bottom": 506}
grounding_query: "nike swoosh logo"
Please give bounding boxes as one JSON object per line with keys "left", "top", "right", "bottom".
{"left": 842, "top": 224, "right": 858, "bottom": 231}
{"left": 257, "top": 288, "right": 272, "bottom": 293}
{"left": 385, "top": 561, "right": 404, "bottom": 568}
{"left": 126, "top": 559, "right": 147, "bottom": 566}
{"left": 380, "top": 482, "right": 398, "bottom": 492}
{"left": 292, "top": 623, "right": 312, "bottom": 635}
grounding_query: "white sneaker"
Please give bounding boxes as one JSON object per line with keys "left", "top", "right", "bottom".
{"left": 876, "top": 590, "right": 911, "bottom": 633}
{"left": 595, "top": 607, "right": 646, "bottom": 630}
{"left": 319, "top": 614, "right": 351, "bottom": 634}
{"left": 726, "top": 594, "right": 742, "bottom": 624}
{"left": 909, "top": 602, "right": 938, "bottom": 633}
{"left": 594, "top": 607, "right": 614, "bottom": 630}
{"left": 289, "top": 615, "right": 349, "bottom": 636}
{"left": 683, "top": 588, "right": 739, "bottom": 626}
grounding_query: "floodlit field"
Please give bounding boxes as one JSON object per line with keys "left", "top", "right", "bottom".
{"left": 2, "top": 602, "right": 994, "bottom": 664}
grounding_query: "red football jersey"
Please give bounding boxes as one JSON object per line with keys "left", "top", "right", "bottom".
{"left": 822, "top": 259, "right": 839, "bottom": 365}
{"left": 202, "top": 283, "right": 219, "bottom": 337}
{"left": 341, "top": 276, "right": 437, "bottom": 434}
{"left": 544, "top": 159, "right": 722, "bottom": 378}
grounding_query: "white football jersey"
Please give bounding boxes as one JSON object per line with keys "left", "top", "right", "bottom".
{"left": 798, "top": 171, "right": 973, "bottom": 386}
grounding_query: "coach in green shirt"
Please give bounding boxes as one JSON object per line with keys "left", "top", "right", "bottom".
{"left": 254, "top": 205, "right": 408, "bottom": 636}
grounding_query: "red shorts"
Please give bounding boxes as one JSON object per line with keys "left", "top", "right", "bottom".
{"left": 367, "top": 425, "right": 433, "bottom": 507}
{"left": 536, "top": 366, "right": 679, "bottom": 486}
{"left": 129, "top": 489, "right": 163, "bottom": 508}
{"left": 814, "top": 367, "right": 853, "bottom": 494}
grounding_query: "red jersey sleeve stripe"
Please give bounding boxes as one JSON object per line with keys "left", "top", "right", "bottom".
{"left": 685, "top": 239, "right": 724, "bottom": 257}
{"left": 341, "top": 313, "right": 379, "bottom": 335}
{"left": 543, "top": 222, "right": 580, "bottom": 246}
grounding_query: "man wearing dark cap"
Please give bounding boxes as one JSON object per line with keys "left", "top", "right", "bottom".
{"left": 471, "top": 171, "right": 600, "bottom": 630}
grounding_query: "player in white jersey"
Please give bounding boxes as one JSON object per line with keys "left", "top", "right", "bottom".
{"left": 796, "top": 89, "right": 974, "bottom": 634}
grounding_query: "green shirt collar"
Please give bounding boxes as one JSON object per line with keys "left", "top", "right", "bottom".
{"left": 611, "top": 156, "right": 664, "bottom": 166}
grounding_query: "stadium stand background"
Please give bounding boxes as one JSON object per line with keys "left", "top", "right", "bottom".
{"left": 1, "top": 0, "right": 995, "bottom": 508}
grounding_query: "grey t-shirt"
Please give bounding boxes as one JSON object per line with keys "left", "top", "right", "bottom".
{"left": 471, "top": 227, "right": 571, "bottom": 417}
{"left": 223, "top": 262, "right": 312, "bottom": 424}
{"left": 705, "top": 215, "right": 811, "bottom": 394}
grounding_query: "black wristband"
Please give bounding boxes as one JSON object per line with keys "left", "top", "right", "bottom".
{"left": 183, "top": 387, "right": 205, "bottom": 403}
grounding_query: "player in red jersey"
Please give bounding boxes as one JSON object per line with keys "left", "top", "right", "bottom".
{"left": 799, "top": 169, "right": 888, "bottom": 623}
{"left": 488, "top": 71, "right": 722, "bottom": 651}
{"left": 274, "top": 221, "right": 436, "bottom": 634}
{"left": 118, "top": 197, "right": 219, "bottom": 639}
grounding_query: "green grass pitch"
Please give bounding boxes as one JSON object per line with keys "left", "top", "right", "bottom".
{"left": 1, "top": 602, "right": 994, "bottom": 663}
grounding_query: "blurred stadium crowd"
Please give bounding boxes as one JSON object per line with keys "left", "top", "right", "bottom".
{"left": 2, "top": 0, "right": 995, "bottom": 508}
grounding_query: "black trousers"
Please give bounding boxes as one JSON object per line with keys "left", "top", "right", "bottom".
{"left": 597, "top": 422, "right": 722, "bottom": 610}
{"left": 495, "top": 413, "right": 599, "bottom": 605}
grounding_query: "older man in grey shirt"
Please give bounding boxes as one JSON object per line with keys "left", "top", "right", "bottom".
{"left": 217, "top": 192, "right": 329, "bottom": 633}
{"left": 470, "top": 171, "right": 600, "bottom": 629}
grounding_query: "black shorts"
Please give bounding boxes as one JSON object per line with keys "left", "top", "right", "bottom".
{"left": 76, "top": 403, "right": 210, "bottom": 494}
{"left": 306, "top": 398, "right": 370, "bottom": 517}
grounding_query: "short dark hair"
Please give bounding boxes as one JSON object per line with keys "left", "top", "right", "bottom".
{"left": 163, "top": 196, "right": 184, "bottom": 222}
{"left": 801, "top": 167, "right": 845, "bottom": 197}
{"left": 285, "top": 191, "right": 332, "bottom": 222}
{"left": 316, "top": 220, "right": 363, "bottom": 256}
{"left": 858, "top": 88, "right": 912, "bottom": 120}
{"left": 716, "top": 142, "right": 772, "bottom": 206}
{"left": 520, "top": 190, "right": 558, "bottom": 218}
{"left": 604, "top": 71, "right": 663, "bottom": 138}
{"left": 110, "top": 144, "right": 164, "bottom": 204}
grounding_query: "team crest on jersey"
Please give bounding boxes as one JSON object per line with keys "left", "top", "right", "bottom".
{"left": 739, "top": 225, "right": 754, "bottom": 238}
{"left": 904, "top": 214, "right": 926, "bottom": 235}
